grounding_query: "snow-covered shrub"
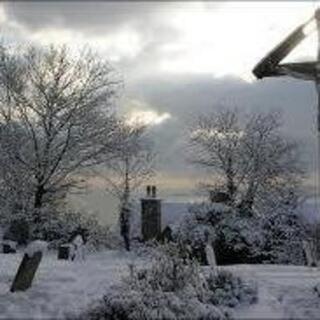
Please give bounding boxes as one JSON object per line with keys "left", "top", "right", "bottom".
{"left": 177, "top": 201, "right": 307, "bottom": 265}
{"left": 79, "top": 287, "right": 227, "bottom": 320}
{"left": 3, "top": 218, "right": 30, "bottom": 245}
{"left": 214, "top": 212, "right": 265, "bottom": 264}
{"left": 34, "top": 209, "right": 116, "bottom": 251}
{"left": 76, "top": 243, "right": 231, "bottom": 320}
{"left": 176, "top": 203, "right": 263, "bottom": 264}
{"left": 205, "top": 270, "right": 257, "bottom": 307}
{"left": 176, "top": 203, "right": 231, "bottom": 264}
{"left": 260, "top": 210, "right": 307, "bottom": 265}
{"left": 126, "top": 243, "right": 201, "bottom": 294}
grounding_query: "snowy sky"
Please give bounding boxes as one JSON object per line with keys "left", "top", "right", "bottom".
{"left": 1, "top": 1, "right": 319, "bottom": 222}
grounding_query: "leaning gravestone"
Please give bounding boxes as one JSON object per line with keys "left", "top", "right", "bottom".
{"left": 10, "top": 240, "right": 47, "bottom": 292}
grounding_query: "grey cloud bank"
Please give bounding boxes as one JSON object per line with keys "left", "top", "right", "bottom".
{"left": 1, "top": 2, "right": 318, "bottom": 223}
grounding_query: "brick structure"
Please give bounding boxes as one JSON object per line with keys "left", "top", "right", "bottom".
{"left": 141, "top": 185, "right": 161, "bottom": 241}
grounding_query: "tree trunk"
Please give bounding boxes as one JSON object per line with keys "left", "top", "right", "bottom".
{"left": 226, "top": 156, "right": 236, "bottom": 202}
{"left": 32, "top": 184, "right": 45, "bottom": 239}
{"left": 34, "top": 184, "right": 45, "bottom": 210}
{"left": 238, "top": 183, "right": 255, "bottom": 214}
{"left": 120, "top": 156, "right": 131, "bottom": 251}
{"left": 120, "top": 205, "right": 130, "bottom": 251}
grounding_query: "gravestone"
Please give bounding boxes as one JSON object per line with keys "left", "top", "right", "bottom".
{"left": 209, "top": 191, "right": 231, "bottom": 204}
{"left": 205, "top": 243, "right": 218, "bottom": 276}
{"left": 2, "top": 240, "right": 17, "bottom": 253}
{"left": 71, "top": 234, "right": 85, "bottom": 261}
{"left": 10, "top": 240, "right": 47, "bottom": 292}
{"left": 58, "top": 244, "right": 71, "bottom": 260}
{"left": 303, "top": 240, "right": 318, "bottom": 267}
{"left": 58, "top": 231, "right": 86, "bottom": 261}
{"left": 141, "top": 185, "right": 161, "bottom": 241}
{"left": 158, "top": 225, "right": 173, "bottom": 243}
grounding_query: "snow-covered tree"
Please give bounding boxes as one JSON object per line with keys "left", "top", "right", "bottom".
{"left": 188, "top": 109, "right": 304, "bottom": 214}
{"left": 0, "top": 44, "right": 123, "bottom": 237}
{"left": 101, "top": 121, "right": 155, "bottom": 250}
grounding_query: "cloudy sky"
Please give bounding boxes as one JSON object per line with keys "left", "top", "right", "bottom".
{"left": 1, "top": 1, "right": 319, "bottom": 222}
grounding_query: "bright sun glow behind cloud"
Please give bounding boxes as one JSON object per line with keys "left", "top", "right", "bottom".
{"left": 160, "top": 2, "right": 317, "bottom": 81}
{"left": 126, "top": 110, "right": 171, "bottom": 127}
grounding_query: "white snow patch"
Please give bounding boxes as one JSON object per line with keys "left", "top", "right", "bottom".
{"left": 25, "top": 241, "right": 48, "bottom": 258}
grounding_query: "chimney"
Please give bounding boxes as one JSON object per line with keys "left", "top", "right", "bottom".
{"left": 146, "top": 185, "right": 151, "bottom": 197}
{"left": 151, "top": 185, "right": 156, "bottom": 198}
{"left": 141, "top": 185, "right": 161, "bottom": 241}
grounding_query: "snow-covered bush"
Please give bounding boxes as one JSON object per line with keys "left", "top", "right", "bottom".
{"left": 126, "top": 244, "right": 201, "bottom": 293}
{"left": 214, "top": 212, "right": 265, "bottom": 264}
{"left": 77, "top": 244, "right": 229, "bottom": 320}
{"left": 176, "top": 202, "right": 306, "bottom": 265}
{"left": 176, "top": 203, "right": 230, "bottom": 264}
{"left": 78, "top": 286, "right": 228, "bottom": 320}
{"left": 30, "top": 209, "right": 117, "bottom": 251}
{"left": 2, "top": 218, "right": 30, "bottom": 245}
{"left": 176, "top": 203, "right": 263, "bottom": 264}
{"left": 77, "top": 244, "right": 258, "bottom": 320}
{"left": 205, "top": 270, "right": 257, "bottom": 307}
{"left": 260, "top": 210, "right": 307, "bottom": 265}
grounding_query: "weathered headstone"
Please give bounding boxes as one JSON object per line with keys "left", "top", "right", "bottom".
{"left": 205, "top": 243, "right": 218, "bottom": 276}
{"left": 10, "top": 240, "right": 47, "bottom": 292}
{"left": 71, "top": 234, "right": 85, "bottom": 261}
{"left": 303, "top": 240, "right": 318, "bottom": 267}
{"left": 141, "top": 185, "right": 161, "bottom": 241}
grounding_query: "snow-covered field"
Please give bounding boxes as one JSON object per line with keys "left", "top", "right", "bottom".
{"left": 0, "top": 250, "right": 320, "bottom": 319}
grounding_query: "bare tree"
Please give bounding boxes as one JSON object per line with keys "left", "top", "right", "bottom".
{"left": 102, "top": 121, "right": 155, "bottom": 250}
{"left": 189, "top": 110, "right": 241, "bottom": 203}
{"left": 188, "top": 108, "right": 304, "bottom": 214}
{"left": 0, "top": 44, "right": 122, "bottom": 235}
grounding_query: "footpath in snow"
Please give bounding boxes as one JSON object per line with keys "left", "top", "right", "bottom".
{"left": 1, "top": 251, "right": 320, "bottom": 319}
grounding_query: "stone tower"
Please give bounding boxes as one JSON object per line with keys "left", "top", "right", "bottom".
{"left": 141, "top": 185, "right": 161, "bottom": 241}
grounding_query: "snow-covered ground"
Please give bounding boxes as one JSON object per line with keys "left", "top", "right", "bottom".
{"left": 228, "top": 264, "right": 320, "bottom": 319}
{"left": 0, "top": 250, "right": 142, "bottom": 319}
{"left": 0, "top": 250, "right": 320, "bottom": 319}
